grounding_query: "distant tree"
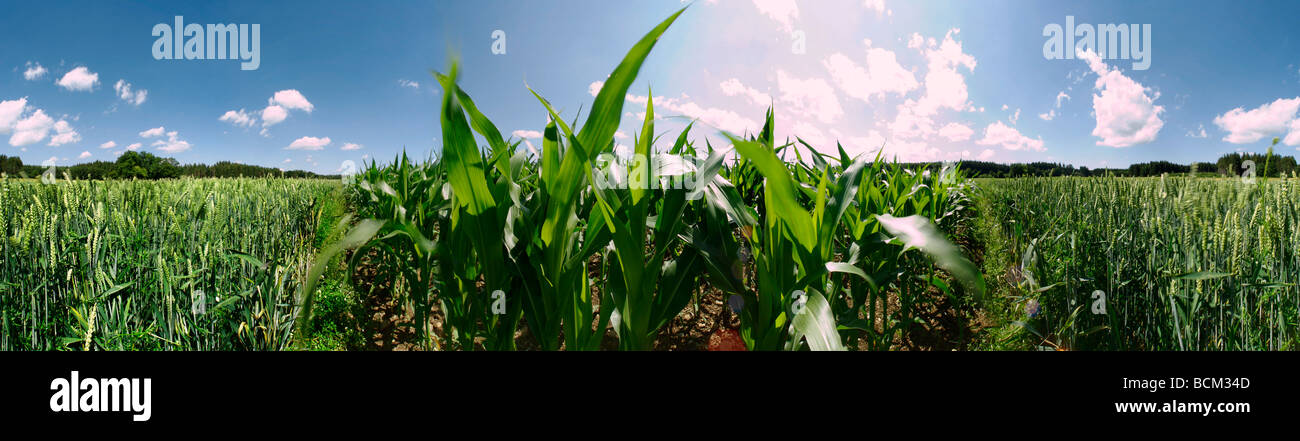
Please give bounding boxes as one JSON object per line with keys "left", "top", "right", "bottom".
{"left": 0, "top": 155, "right": 23, "bottom": 175}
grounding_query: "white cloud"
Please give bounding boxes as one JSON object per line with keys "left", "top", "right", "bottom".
{"left": 823, "top": 43, "right": 918, "bottom": 103}
{"left": 341, "top": 142, "right": 362, "bottom": 151}
{"left": 889, "top": 101, "right": 934, "bottom": 139}
{"left": 1186, "top": 124, "right": 1209, "bottom": 139}
{"left": 152, "top": 130, "right": 192, "bottom": 153}
{"left": 270, "top": 89, "right": 314, "bottom": 112}
{"left": 1078, "top": 49, "right": 1164, "bottom": 147}
{"left": 626, "top": 94, "right": 761, "bottom": 135}
{"left": 791, "top": 120, "right": 829, "bottom": 149}
{"left": 0, "top": 97, "right": 26, "bottom": 132}
{"left": 588, "top": 80, "right": 604, "bottom": 97}
{"left": 1055, "top": 91, "right": 1071, "bottom": 108}
{"left": 398, "top": 79, "right": 420, "bottom": 89}
{"left": 1038, "top": 110, "right": 1056, "bottom": 121}
{"left": 99, "top": 140, "right": 116, "bottom": 149}
{"left": 913, "top": 30, "right": 977, "bottom": 117}
{"left": 976, "top": 121, "right": 1045, "bottom": 151}
{"left": 0, "top": 99, "right": 74, "bottom": 149}
{"left": 864, "top": 0, "right": 889, "bottom": 15}
{"left": 56, "top": 67, "right": 99, "bottom": 92}
{"left": 125, "top": 142, "right": 141, "bottom": 151}
{"left": 48, "top": 120, "right": 80, "bottom": 146}
{"left": 261, "top": 105, "right": 288, "bottom": 127}
{"left": 225, "top": 90, "right": 315, "bottom": 136}
{"left": 78, "top": 151, "right": 92, "bottom": 159}
{"left": 113, "top": 80, "right": 148, "bottom": 106}
{"left": 139, "top": 126, "right": 166, "bottom": 138}
{"left": 615, "top": 130, "right": 629, "bottom": 139}
{"left": 286, "top": 136, "right": 331, "bottom": 150}
{"left": 751, "top": 0, "right": 799, "bottom": 33}
{"left": 907, "top": 33, "right": 924, "bottom": 50}
{"left": 219, "top": 109, "right": 256, "bottom": 127}
{"left": 836, "top": 131, "right": 886, "bottom": 157}
{"left": 776, "top": 70, "right": 843, "bottom": 124}
{"left": 977, "top": 148, "right": 995, "bottom": 160}
{"left": 10, "top": 109, "right": 55, "bottom": 146}
{"left": 1212, "top": 97, "right": 1300, "bottom": 144}
{"left": 937, "top": 122, "right": 974, "bottom": 142}
{"left": 23, "top": 62, "right": 47, "bottom": 81}
{"left": 513, "top": 130, "right": 543, "bottom": 140}
{"left": 1285, "top": 119, "right": 1300, "bottom": 146}
{"left": 719, "top": 78, "right": 772, "bottom": 106}
{"left": 881, "top": 138, "right": 942, "bottom": 162}
{"left": 1009, "top": 108, "right": 1021, "bottom": 125}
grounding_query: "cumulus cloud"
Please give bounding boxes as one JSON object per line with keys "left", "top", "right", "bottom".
{"left": 152, "top": 130, "right": 191, "bottom": 153}
{"left": 1077, "top": 49, "right": 1164, "bottom": 147}
{"left": 286, "top": 136, "right": 331, "bottom": 150}
{"left": 864, "top": 0, "right": 890, "bottom": 15}
{"left": 23, "top": 62, "right": 47, "bottom": 81}
{"left": 246, "top": 90, "right": 314, "bottom": 135}
{"left": 0, "top": 99, "right": 76, "bottom": 148}
{"left": 913, "top": 30, "right": 977, "bottom": 116}
{"left": 776, "top": 70, "right": 843, "bottom": 124}
{"left": 10, "top": 108, "right": 55, "bottom": 146}
{"left": 751, "top": 0, "right": 799, "bottom": 33}
{"left": 270, "top": 89, "right": 314, "bottom": 112}
{"left": 56, "top": 67, "right": 99, "bottom": 92}
{"left": 397, "top": 79, "right": 420, "bottom": 89}
{"left": 882, "top": 29, "right": 977, "bottom": 145}
{"left": 78, "top": 151, "right": 92, "bottom": 159}
{"left": 720, "top": 78, "right": 772, "bottom": 106}
{"left": 0, "top": 98, "right": 25, "bottom": 131}
{"left": 1186, "top": 124, "right": 1209, "bottom": 139}
{"left": 113, "top": 80, "right": 148, "bottom": 106}
{"left": 261, "top": 105, "right": 288, "bottom": 130}
{"left": 626, "top": 93, "right": 761, "bottom": 135}
{"left": 977, "top": 148, "right": 995, "bottom": 160}
{"left": 219, "top": 109, "right": 256, "bottom": 127}
{"left": 881, "top": 138, "right": 942, "bottom": 162}
{"left": 937, "top": 122, "right": 974, "bottom": 142}
{"left": 976, "top": 121, "right": 1044, "bottom": 151}
{"left": 99, "top": 140, "right": 116, "bottom": 149}
{"left": 48, "top": 120, "right": 80, "bottom": 146}
{"left": 791, "top": 120, "right": 829, "bottom": 149}
{"left": 125, "top": 142, "right": 141, "bottom": 151}
{"left": 340, "top": 142, "right": 362, "bottom": 151}
{"left": 888, "top": 102, "right": 935, "bottom": 139}
{"left": 512, "top": 130, "right": 543, "bottom": 139}
{"left": 824, "top": 42, "right": 918, "bottom": 103}
{"left": 1212, "top": 97, "right": 1300, "bottom": 144}
{"left": 1284, "top": 120, "right": 1300, "bottom": 146}
{"left": 588, "top": 80, "right": 604, "bottom": 97}
{"left": 139, "top": 126, "right": 166, "bottom": 138}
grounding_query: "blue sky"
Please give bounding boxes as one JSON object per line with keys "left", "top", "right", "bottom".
{"left": 4, "top": 0, "right": 1300, "bottom": 172}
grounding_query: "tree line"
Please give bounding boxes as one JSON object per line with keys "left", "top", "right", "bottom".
{"left": 909, "top": 153, "right": 1297, "bottom": 178}
{"left": 0, "top": 152, "right": 338, "bottom": 180}
{"left": 3, "top": 150, "right": 1295, "bottom": 181}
